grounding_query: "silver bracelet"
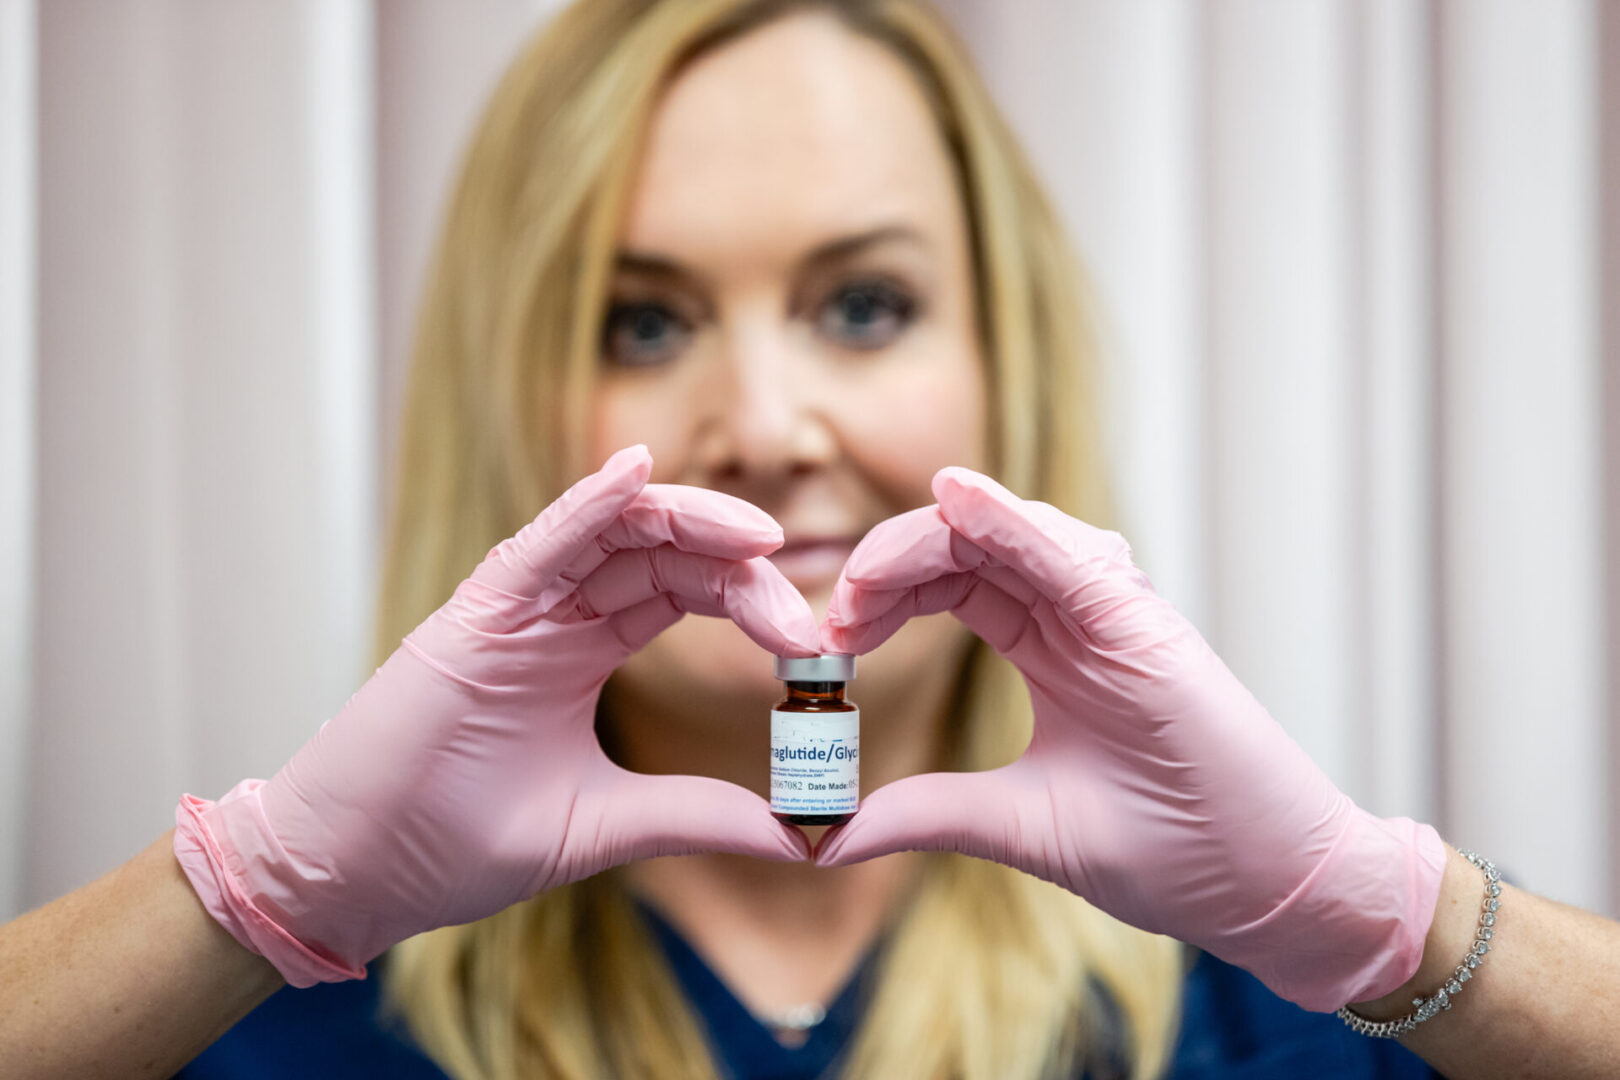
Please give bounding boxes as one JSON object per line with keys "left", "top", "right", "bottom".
{"left": 1336, "top": 850, "right": 1502, "bottom": 1039}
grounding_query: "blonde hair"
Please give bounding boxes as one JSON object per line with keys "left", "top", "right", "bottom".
{"left": 375, "top": 1, "right": 1185, "bottom": 1077}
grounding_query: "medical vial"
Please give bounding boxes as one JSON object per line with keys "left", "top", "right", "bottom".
{"left": 770, "top": 654, "right": 859, "bottom": 827}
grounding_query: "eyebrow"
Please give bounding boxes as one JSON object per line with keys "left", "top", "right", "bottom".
{"left": 613, "top": 224, "right": 930, "bottom": 286}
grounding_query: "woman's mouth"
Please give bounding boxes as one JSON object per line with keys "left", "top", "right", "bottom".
{"left": 766, "top": 536, "right": 861, "bottom": 589}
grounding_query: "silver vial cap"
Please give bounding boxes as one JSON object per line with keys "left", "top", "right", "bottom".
{"left": 774, "top": 653, "right": 856, "bottom": 682}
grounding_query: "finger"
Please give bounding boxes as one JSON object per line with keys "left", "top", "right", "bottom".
{"left": 835, "top": 505, "right": 990, "bottom": 592}
{"left": 824, "top": 503, "right": 1051, "bottom": 629}
{"left": 601, "top": 772, "right": 810, "bottom": 863}
{"left": 829, "top": 573, "right": 1043, "bottom": 667}
{"left": 820, "top": 506, "right": 983, "bottom": 635}
{"left": 471, "top": 445, "right": 652, "bottom": 597}
{"left": 931, "top": 467, "right": 1136, "bottom": 609}
{"left": 600, "top": 593, "right": 687, "bottom": 656}
{"left": 550, "top": 485, "right": 787, "bottom": 603}
{"left": 813, "top": 770, "right": 1019, "bottom": 868}
{"left": 596, "top": 485, "right": 784, "bottom": 560}
{"left": 827, "top": 558, "right": 1038, "bottom": 637}
{"left": 577, "top": 547, "right": 820, "bottom": 656}
{"left": 822, "top": 573, "right": 975, "bottom": 654}
{"left": 822, "top": 571, "right": 1038, "bottom": 660}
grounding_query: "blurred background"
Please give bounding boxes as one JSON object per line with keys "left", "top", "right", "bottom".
{"left": 2, "top": 0, "right": 1615, "bottom": 923}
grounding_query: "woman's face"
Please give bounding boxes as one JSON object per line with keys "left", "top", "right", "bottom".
{"left": 589, "top": 11, "right": 987, "bottom": 711}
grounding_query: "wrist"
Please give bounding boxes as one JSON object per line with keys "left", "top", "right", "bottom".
{"left": 1348, "top": 843, "right": 1481, "bottom": 1020}
{"left": 155, "top": 829, "right": 287, "bottom": 997}
{"left": 174, "top": 783, "right": 368, "bottom": 988}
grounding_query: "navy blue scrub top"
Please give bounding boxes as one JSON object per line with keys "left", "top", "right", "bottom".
{"left": 175, "top": 902, "right": 1441, "bottom": 1080}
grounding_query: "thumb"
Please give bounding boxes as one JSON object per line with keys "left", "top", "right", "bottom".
{"left": 814, "top": 769, "right": 1018, "bottom": 868}
{"left": 602, "top": 772, "right": 810, "bottom": 864}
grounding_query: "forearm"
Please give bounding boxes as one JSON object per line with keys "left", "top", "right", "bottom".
{"left": 0, "top": 828, "right": 286, "bottom": 1079}
{"left": 1349, "top": 842, "right": 1620, "bottom": 1079}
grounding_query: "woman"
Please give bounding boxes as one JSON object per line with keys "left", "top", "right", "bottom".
{"left": 4, "top": 2, "right": 1617, "bottom": 1079}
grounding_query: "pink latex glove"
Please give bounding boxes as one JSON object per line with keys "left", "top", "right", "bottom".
{"left": 174, "top": 446, "right": 817, "bottom": 987}
{"left": 818, "top": 466, "right": 1446, "bottom": 1011}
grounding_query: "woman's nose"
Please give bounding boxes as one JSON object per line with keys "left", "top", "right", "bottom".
{"left": 702, "top": 321, "right": 836, "bottom": 482}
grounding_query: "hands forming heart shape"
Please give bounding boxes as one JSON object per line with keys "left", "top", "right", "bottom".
{"left": 176, "top": 445, "right": 1444, "bottom": 1012}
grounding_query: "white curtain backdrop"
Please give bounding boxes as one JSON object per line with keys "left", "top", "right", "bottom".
{"left": 3, "top": 0, "right": 1614, "bottom": 923}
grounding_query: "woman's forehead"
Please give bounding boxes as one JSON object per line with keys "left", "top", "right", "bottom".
{"left": 618, "top": 11, "right": 964, "bottom": 271}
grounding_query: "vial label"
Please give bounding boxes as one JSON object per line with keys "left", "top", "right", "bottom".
{"left": 769, "top": 708, "right": 860, "bottom": 816}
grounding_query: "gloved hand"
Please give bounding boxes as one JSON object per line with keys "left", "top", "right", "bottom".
{"left": 175, "top": 446, "right": 817, "bottom": 987}
{"left": 817, "top": 466, "right": 1447, "bottom": 1011}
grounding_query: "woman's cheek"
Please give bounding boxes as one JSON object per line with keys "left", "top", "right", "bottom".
{"left": 587, "top": 372, "right": 702, "bottom": 481}
{"left": 833, "top": 348, "right": 987, "bottom": 486}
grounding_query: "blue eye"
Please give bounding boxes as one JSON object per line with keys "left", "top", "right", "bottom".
{"left": 816, "top": 280, "right": 916, "bottom": 349}
{"left": 602, "top": 302, "right": 690, "bottom": 367}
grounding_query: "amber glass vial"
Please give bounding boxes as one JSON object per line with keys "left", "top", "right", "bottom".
{"left": 770, "top": 654, "right": 859, "bottom": 827}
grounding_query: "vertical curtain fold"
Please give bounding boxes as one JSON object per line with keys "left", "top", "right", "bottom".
{"left": 1433, "top": 0, "right": 1606, "bottom": 906}
{"left": 0, "top": 0, "right": 39, "bottom": 920}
